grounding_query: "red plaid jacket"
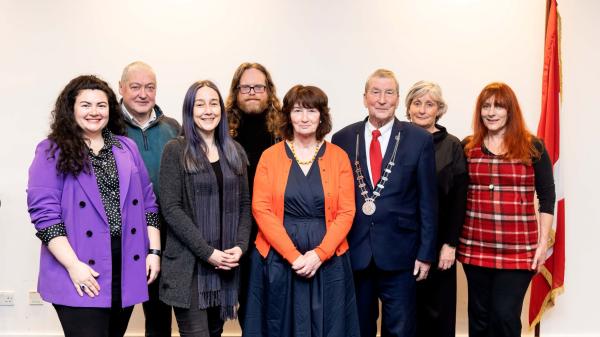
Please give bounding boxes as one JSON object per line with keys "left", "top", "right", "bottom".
{"left": 458, "top": 146, "right": 538, "bottom": 270}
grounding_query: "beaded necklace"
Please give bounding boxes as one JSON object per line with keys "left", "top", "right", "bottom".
{"left": 288, "top": 140, "right": 322, "bottom": 165}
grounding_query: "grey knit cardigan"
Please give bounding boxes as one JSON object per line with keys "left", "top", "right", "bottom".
{"left": 158, "top": 137, "right": 251, "bottom": 308}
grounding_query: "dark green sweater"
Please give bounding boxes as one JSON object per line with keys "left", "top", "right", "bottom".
{"left": 122, "top": 104, "right": 181, "bottom": 197}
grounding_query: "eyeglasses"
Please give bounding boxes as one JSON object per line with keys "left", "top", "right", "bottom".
{"left": 238, "top": 84, "right": 267, "bottom": 94}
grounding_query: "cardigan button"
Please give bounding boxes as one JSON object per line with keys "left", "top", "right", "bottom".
{"left": 86, "top": 230, "right": 93, "bottom": 237}
{"left": 131, "top": 227, "right": 137, "bottom": 235}
{"left": 489, "top": 184, "right": 495, "bottom": 190}
{"left": 88, "top": 259, "right": 95, "bottom": 266}
{"left": 133, "top": 254, "right": 140, "bottom": 261}
{"left": 79, "top": 201, "right": 86, "bottom": 208}
{"left": 132, "top": 199, "right": 139, "bottom": 206}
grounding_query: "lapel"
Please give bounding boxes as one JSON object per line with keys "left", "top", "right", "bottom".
{"left": 112, "top": 143, "right": 132, "bottom": 210}
{"left": 381, "top": 118, "right": 403, "bottom": 168}
{"left": 356, "top": 121, "right": 373, "bottom": 191}
{"left": 75, "top": 169, "right": 110, "bottom": 226}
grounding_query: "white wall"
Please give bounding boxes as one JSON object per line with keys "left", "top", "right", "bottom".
{"left": 0, "top": 0, "right": 598, "bottom": 336}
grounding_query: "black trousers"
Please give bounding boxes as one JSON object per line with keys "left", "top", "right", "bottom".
{"left": 463, "top": 264, "right": 535, "bottom": 337}
{"left": 53, "top": 236, "right": 134, "bottom": 337}
{"left": 143, "top": 273, "right": 173, "bottom": 337}
{"left": 416, "top": 263, "right": 457, "bottom": 337}
{"left": 353, "top": 261, "right": 416, "bottom": 337}
{"left": 173, "top": 272, "right": 224, "bottom": 337}
{"left": 54, "top": 304, "right": 134, "bottom": 337}
{"left": 143, "top": 214, "right": 173, "bottom": 336}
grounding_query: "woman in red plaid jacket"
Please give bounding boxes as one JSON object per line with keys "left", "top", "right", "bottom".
{"left": 458, "top": 82, "right": 556, "bottom": 337}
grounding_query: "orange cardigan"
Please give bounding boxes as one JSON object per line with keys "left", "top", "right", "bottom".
{"left": 252, "top": 141, "right": 356, "bottom": 264}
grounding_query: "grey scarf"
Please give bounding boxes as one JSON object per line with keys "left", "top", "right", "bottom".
{"left": 191, "top": 147, "right": 241, "bottom": 320}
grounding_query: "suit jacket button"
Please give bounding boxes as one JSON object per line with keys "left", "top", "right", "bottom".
{"left": 88, "top": 259, "right": 95, "bottom": 265}
{"left": 132, "top": 199, "right": 139, "bottom": 205}
{"left": 133, "top": 254, "right": 140, "bottom": 261}
{"left": 86, "top": 230, "right": 93, "bottom": 237}
{"left": 131, "top": 228, "right": 137, "bottom": 235}
{"left": 79, "top": 201, "right": 86, "bottom": 208}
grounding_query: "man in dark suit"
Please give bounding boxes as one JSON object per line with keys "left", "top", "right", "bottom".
{"left": 331, "top": 69, "right": 437, "bottom": 337}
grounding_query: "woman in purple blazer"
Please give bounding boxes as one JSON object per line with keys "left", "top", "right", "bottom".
{"left": 27, "top": 75, "right": 162, "bottom": 337}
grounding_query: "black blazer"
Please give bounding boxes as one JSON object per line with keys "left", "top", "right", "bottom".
{"left": 331, "top": 118, "right": 437, "bottom": 271}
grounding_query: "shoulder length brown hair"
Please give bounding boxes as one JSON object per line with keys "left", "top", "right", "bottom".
{"left": 279, "top": 85, "right": 332, "bottom": 141}
{"left": 464, "top": 82, "right": 540, "bottom": 165}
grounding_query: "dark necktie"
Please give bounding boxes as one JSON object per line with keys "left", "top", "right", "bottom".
{"left": 370, "top": 129, "right": 382, "bottom": 186}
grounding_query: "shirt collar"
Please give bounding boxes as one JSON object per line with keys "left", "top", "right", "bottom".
{"left": 121, "top": 103, "right": 157, "bottom": 129}
{"left": 366, "top": 118, "right": 394, "bottom": 136}
{"left": 102, "top": 129, "right": 122, "bottom": 150}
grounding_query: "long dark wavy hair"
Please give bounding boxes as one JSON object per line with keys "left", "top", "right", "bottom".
{"left": 48, "top": 75, "right": 126, "bottom": 176}
{"left": 181, "top": 80, "right": 246, "bottom": 174}
{"left": 225, "top": 62, "right": 281, "bottom": 138}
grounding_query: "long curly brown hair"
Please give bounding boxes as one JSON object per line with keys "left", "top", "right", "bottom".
{"left": 225, "top": 62, "right": 281, "bottom": 138}
{"left": 48, "top": 75, "right": 126, "bottom": 176}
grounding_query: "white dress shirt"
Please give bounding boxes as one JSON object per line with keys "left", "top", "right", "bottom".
{"left": 364, "top": 118, "right": 394, "bottom": 187}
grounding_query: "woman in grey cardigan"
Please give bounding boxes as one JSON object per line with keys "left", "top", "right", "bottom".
{"left": 159, "top": 80, "right": 251, "bottom": 337}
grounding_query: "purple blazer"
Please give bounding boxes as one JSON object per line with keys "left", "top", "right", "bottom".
{"left": 27, "top": 136, "right": 158, "bottom": 308}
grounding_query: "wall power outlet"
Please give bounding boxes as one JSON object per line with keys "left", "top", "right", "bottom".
{"left": 0, "top": 291, "right": 15, "bottom": 306}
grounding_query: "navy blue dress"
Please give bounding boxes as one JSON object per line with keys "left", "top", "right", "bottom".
{"left": 242, "top": 143, "right": 359, "bottom": 337}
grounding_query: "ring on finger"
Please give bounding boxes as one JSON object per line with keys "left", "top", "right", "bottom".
{"left": 80, "top": 284, "right": 87, "bottom": 291}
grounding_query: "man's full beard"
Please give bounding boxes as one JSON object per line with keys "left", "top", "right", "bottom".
{"left": 239, "top": 98, "right": 269, "bottom": 114}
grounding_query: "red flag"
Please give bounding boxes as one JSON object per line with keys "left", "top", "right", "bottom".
{"left": 529, "top": 0, "right": 565, "bottom": 328}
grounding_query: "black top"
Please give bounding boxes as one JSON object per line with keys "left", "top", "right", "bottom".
{"left": 234, "top": 112, "right": 276, "bottom": 244}
{"left": 210, "top": 159, "right": 224, "bottom": 218}
{"left": 88, "top": 130, "right": 123, "bottom": 237}
{"left": 432, "top": 125, "right": 468, "bottom": 248}
{"left": 234, "top": 112, "right": 276, "bottom": 196}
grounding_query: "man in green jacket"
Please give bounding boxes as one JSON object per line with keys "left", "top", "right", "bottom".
{"left": 119, "top": 61, "right": 180, "bottom": 337}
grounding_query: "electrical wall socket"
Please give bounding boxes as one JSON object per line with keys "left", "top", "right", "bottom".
{"left": 29, "top": 291, "right": 44, "bottom": 305}
{"left": 0, "top": 291, "right": 15, "bottom": 306}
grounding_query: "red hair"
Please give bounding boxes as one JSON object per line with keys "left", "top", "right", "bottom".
{"left": 464, "top": 82, "right": 540, "bottom": 165}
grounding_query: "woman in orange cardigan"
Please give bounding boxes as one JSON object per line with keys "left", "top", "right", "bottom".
{"left": 242, "top": 85, "right": 359, "bottom": 337}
